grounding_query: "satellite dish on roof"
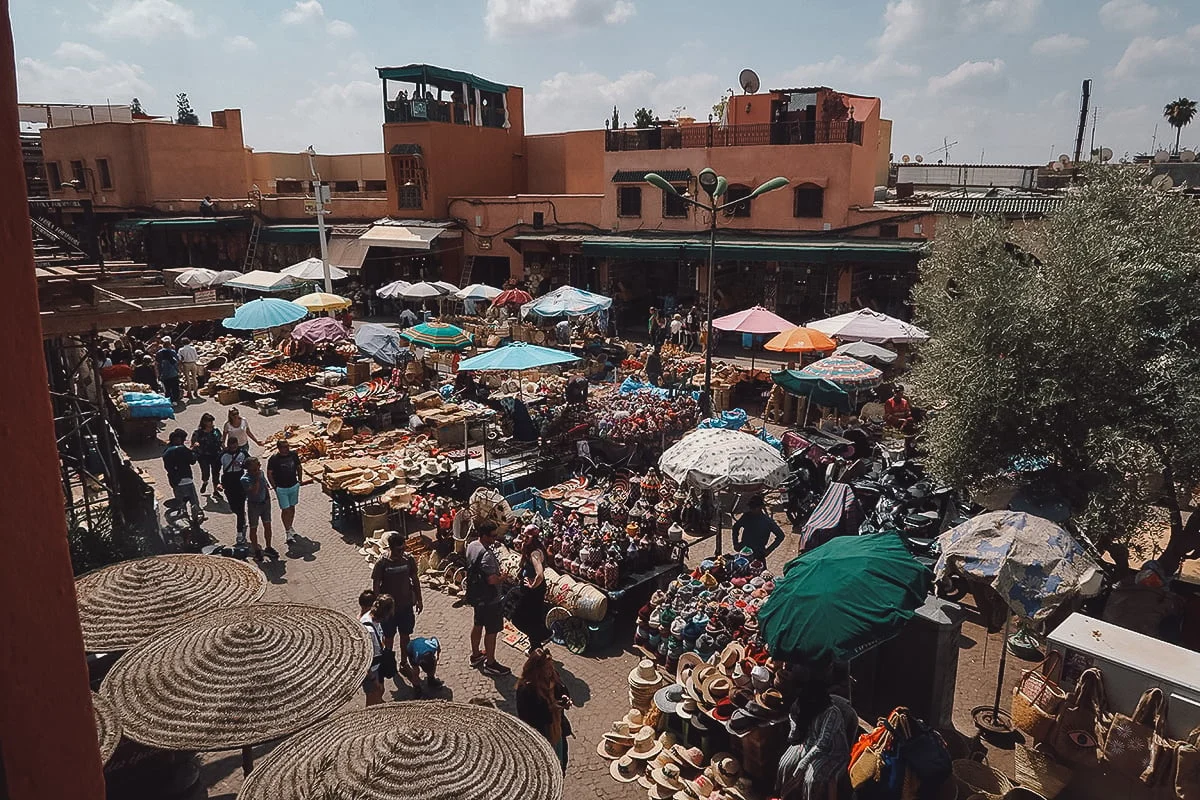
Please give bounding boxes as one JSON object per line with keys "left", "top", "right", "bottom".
{"left": 1051, "top": 160, "right": 1064, "bottom": 171}
{"left": 1058, "top": 154, "right": 1071, "bottom": 165}
{"left": 739, "top": 69, "right": 760, "bottom": 94}
{"left": 1151, "top": 173, "right": 1174, "bottom": 190}
{"left": 1100, "top": 147, "right": 1113, "bottom": 162}
{"left": 915, "top": 154, "right": 924, "bottom": 163}
{"left": 901, "top": 154, "right": 911, "bottom": 163}
{"left": 1182, "top": 149, "right": 1197, "bottom": 163}
{"left": 1154, "top": 150, "right": 1170, "bottom": 163}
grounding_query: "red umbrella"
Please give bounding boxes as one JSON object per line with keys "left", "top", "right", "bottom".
{"left": 494, "top": 288, "right": 533, "bottom": 306}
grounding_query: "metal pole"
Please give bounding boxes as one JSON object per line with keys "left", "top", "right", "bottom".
{"left": 991, "top": 614, "right": 1012, "bottom": 723}
{"left": 307, "top": 147, "right": 334, "bottom": 305}
{"left": 703, "top": 209, "right": 716, "bottom": 417}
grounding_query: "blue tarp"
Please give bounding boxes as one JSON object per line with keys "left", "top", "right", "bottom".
{"left": 618, "top": 377, "right": 702, "bottom": 402}
{"left": 123, "top": 392, "right": 175, "bottom": 420}
{"left": 697, "top": 409, "right": 749, "bottom": 430}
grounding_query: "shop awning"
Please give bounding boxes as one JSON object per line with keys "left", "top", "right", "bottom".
{"left": 260, "top": 225, "right": 322, "bottom": 244}
{"left": 612, "top": 169, "right": 693, "bottom": 183}
{"left": 580, "top": 236, "right": 928, "bottom": 263}
{"left": 376, "top": 64, "right": 508, "bottom": 94}
{"left": 222, "top": 269, "right": 300, "bottom": 293}
{"left": 357, "top": 224, "right": 459, "bottom": 250}
{"left": 114, "top": 216, "right": 249, "bottom": 231}
{"left": 327, "top": 236, "right": 370, "bottom": 271}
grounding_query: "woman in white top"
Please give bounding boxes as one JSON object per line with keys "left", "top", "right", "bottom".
{"left": 223, "top": 407, "right": 262, "bottom": 453}
{"left": 360, "top": 594, "right": 393, "bottom": 706}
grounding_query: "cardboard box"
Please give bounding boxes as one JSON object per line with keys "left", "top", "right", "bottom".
{"left": 346, "top": 359, "right": 372, "bottom": 386}
{"left": 217, "top": 388, "right": 240, "bottom": 405}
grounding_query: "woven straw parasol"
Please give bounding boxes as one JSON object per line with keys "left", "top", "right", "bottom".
{"left": 101, "top": 604, "right": 372, "bottom": 752}
{"left": 238, "top": 701, "right": 565, "bottom": 800}
{"left": 92, "top": 691, "right": 122, "bottom": 764}
{"left": 76, "top": 554, "right": 267, "bottom": 652}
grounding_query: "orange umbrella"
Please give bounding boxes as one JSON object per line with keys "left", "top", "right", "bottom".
{"left": 764, "top": 326, "right": 837, "bottom": 353}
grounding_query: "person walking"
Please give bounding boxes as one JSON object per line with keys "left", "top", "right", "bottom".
{"left": 732, "top": 495, "right": 785, "bottom": 560}
{"left": 155, "top": 336, "right": 181, "bottom": 404}
{"left": 191, "top": 413, "right": 223, "bottom": 497}
{"left": 360, "top": 593, "right": 394, "bottom": 707}
{"left": 464, "top": 521, "right": 510, "bottom": 675}
{"left": 241, "top": 457, "right": 275, "bottom": 562}
{"left": 162, "top": 428, "right": 202, "bottom": 527}
{"left": 647, "top": 307, "right": 658, "bottom": 341}
{"left": 223, "top": 407, "right": 262, "bottom": 454}
{"left": 516, "top": 648, "right": 572, "bottom": 772}
{"left": 219, "top": 436, "right": 248, "bottom": 545}
{"left": 670, "top": 313, "right": 684, "bottom": 346}
{"left": 267, "top": 439, "right": 302, "bottom": 545}
{"left": 645, "top": 345, "right": 663, "bottom": 387}
{"left": 371, "top": 531, "right": 426, "bottom": 695}
{"left": 177, "top": 337, "right": 200, "bottom": 400}
{"left": 510, "top": 525, "right": 549, "bottom": 651}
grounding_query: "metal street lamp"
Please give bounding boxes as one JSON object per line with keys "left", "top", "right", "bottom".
{"left": 305, "top": 146, "right": 335, "bottom": 305}
{"left": 645, "top": 169, "right": 788, "bottom": 415}
{"left": 62, "top": 175, "right": 106, "bottom": 275}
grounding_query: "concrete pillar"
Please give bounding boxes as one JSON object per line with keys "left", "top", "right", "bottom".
{"left": 0, "top": 3, "right": 105, "bottom": 797}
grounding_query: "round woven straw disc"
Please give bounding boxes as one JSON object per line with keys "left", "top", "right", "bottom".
{"left": 92, "top": 691, "right": 122, "bottom": 764}
{"left": 76, "top": 554, "right": 267, "bottom": 652}
{"left": 101, "top": 603, "right": 372, "bottom": 751}
{"left": 239, "top": 701, "right": 565, "bottom": 800}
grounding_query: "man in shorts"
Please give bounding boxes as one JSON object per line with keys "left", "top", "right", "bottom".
{"left": 465, "top": 521, "right": 509, "bottom": 676}
{"left": 407, "top": 635, "right": 444, "bottom": 692}
{"left": 267, "top": 439, "right": 302, "bottom": 545}
{"left": 371, "top": 531, "right": 425, "bottom": 694}
{"left": 241, "top": 457, "right": 275, "bottom": 561}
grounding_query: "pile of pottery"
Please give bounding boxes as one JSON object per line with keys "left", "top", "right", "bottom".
{"left": 654, "top": 645, "right": 787, "bottom": 736}
{"left": 635, "top": 553, "right": 778, "bottom": 673}
{"left": 405, "top": 493, "right": 462, "bottom": 533}
{"left": 542, "top": 508, "right": 680, "bottom": 590}
{"left": 627, "top": 659, "right": 666, "bottom": 712}
{"left": 590, "top": 390, "right": 699, "bottom": 445}
{"left": 598, "top": 715, "right": 755, "bottom": 800}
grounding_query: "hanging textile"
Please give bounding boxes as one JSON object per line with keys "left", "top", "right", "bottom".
{"left": 474, "top": 88, "right": 484, "bottom": 126}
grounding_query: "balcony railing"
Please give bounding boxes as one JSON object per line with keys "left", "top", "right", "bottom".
{"left": 384, "top": 99, "right": 507, "bottom": 128}
{"left": 605, "top": 120, "right": 863, "bottom": 152}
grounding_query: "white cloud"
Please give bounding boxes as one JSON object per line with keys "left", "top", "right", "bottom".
{"left": 282, "top": 0, "right": 324, "bottom": 24}
{"left": 326, "top": 19, "right": 355, "bottom": 37}
{"left": 784, "top": 54, "right": 920, "bottom": 91}
{"left": 17, "top": 56, "right": 151, "bottom": 104}
{"left": 225, "top": 35, "right": 256, "bottom": 52}
{"left": 524, "top": 69, "right": 720, "bottom": 132}
{"left": 484, "top": 0, "right": 636, "bottom": 38}
{"left": 1111, "top": 25, "right": 1200, "bottom": 79}
{"left": 53, "top": 42, "right": 107, "bottom": 62}
{"left": 91, "top": 0, "right": 198, "bottom": 41}
{"left": 1099, "top": 0, "right": 1162, "bottom": 32}
{"left": 1031, "top": 33, "right": 1088, "bottom": 56}
{"left": 278, "top": 79, "right": 382, "bottom": 153}
{"left": 926, "top": 58, "right": 1007, "bottom": 95}
{"left": 877, "top": 0, "right": 1040, "bottom": 53}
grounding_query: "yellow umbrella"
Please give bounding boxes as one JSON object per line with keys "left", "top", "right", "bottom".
{"left": 293, "top": 292, "right": 351, "bottom": 312}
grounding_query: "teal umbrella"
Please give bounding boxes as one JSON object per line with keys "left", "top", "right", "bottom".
{"left": 457, "top": 342, "right": 580, "bottom": 372}
{"left": 222, "top": 298, "right": 308, "bottom": 331}
{"left": 758, "top": 534, "right": 928, "bottom": 663}
{"left": 771, "top": 369, "right": 851, "bottom": 413}
{"left": 400, "top": 322, "right": 473, "bottom": 351}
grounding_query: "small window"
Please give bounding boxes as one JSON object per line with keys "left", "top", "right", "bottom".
{"left": 70, "top": 160, "right": 86, "bottom": 188}
{"left": 879, "top": 223, "right": 899, "bottom": 239}
{"left": 332, "top": 180, "right": 359, "bottom": 192}
{"left": 398, "top": 184, "right": 422, "bottom": 209}
{"left": 793, "top": 184, "right": 824, "bottom": 218}
{"left": 96, "top": 158, "right": 113, "bottom": 189}
{"left": 662, "top": 186, "right": 689, "bottom": 218}
{"left": 275, "top": 179, "right": 305, "bottom": 194}
{"left": 46, "top": 162, "right": 61, "bottom": 189}
{"left": 363, "top": 179, "right": 388, "bottom": 192}
{"left": 618, "top": 186, "right": 642, "bottom": 217}
{"left": 725, "top": 185, "right": 752, "bottom": 218}
{"left": 393, "top": 155, "right": 424, "bottom": 209}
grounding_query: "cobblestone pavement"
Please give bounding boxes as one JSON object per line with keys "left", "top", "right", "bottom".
{"left": 129, "top": 395, "right": 1029, "bottom": 799}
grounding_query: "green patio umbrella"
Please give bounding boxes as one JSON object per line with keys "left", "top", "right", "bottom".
{"left": 758, "top": 533, "right": 928, "bottom": 663}
{"left": 400, "top": 322, "right": 473, "bottom": 351}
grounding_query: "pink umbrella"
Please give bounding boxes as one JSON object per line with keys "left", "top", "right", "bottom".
{"left": 712, "top": 306, "right": 795, "bottom": 334}
{"left": 291, "top": 317, "right": 351, "bottom": 346}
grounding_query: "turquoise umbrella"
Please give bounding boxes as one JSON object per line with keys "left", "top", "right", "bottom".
{"left": 758, "top": 533, "right": 928, "bottom": 663}
{"left": 222, "top": 298, "right": 308, "bottom": 331}
{"left": 771, "top": 370, "right": 851, "bottom": 413}
{"left": 400, "top": 322, "right": 473, "bottom": 351}
{"left": 457, "top": 342, "right": 580, "bottom": 372}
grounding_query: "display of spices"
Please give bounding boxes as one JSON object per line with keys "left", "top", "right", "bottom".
{"left": 256, "top": 362, "right": 319, "bottom": 384}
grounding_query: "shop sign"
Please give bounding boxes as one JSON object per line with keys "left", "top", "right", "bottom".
{"left": 193, "top": 289, "right": 217, "bottom": 303}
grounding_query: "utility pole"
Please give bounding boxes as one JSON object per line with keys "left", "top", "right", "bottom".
{"left": 305, "top": 146, "right": 333, "bottom": 297}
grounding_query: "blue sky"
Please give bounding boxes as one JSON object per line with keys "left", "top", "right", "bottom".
{"left": 12, "top": 0, "right": 1200, "bottom": 163}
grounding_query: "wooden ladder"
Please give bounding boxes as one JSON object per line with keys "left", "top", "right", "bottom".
{"left": 459, "top": 255, "right": 475, "bottom": 285}
{"left": 242, "top": 218, "right": 262, "bottom": 271}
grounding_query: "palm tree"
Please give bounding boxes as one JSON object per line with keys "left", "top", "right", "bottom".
{"left": 1163, "top": 97, "right": 1197, "bottom": 153}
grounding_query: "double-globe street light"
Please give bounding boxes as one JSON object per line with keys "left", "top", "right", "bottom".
{"left": 644, "top": 169, "right": 788, "bottom": 414}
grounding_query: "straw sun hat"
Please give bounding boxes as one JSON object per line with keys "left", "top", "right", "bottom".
{"left": 92, "top": 691, "right": 121, "bottom": 765}
{"left": 101, "top": 604, "right": 372, "bottom": 751}
{"left": 239, "top": 701, "right": 564, "bottom": 800}
{"left": 75, "top": 554, "right": 267, "bottom": 652}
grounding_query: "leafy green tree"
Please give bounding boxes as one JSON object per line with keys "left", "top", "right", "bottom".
{"left": 911, "top": 166, "right": 1200, "bottom": 574}
{"left": 634, "top": 107, "right": 656, "bottom": 128}
{"left": 1164, "top": 97, "right": 1197, "bottom": 154}
{"left": 130, "top": 97, "right": 144, "bottom": 115}
{"left": 175, "top": 92, "right": 199, "bottom": 125}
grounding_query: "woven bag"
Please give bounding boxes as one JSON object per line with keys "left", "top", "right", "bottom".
{"left": 1100, "top": 686, "right": 1171, "bottom": 785}
{"left": 951, "top": 758, "right": 1013, "bottom": 800}
{"left": 849, "top": 717, "right": 893, "bottom": 789}
{"left": 1014, "top": 743, "right": 1073, "bottom": 799}
{"left": 1047, "top": 667, "right": 1109, "bottom": 770}
{"left": 1011, "top": 651, "right": 1068, "bottom": 742}
{"left": 1175, "top": 726, "right": 1200, "bottom": 800}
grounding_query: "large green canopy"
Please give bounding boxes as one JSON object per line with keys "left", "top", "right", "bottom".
{"left": 377, "top": 64, "right": 508, "bottom": 94}
{"left": 758, "top": 533, "right": 928, "bottom": 663}
{"left": 771, "top": 369, "right": 852, "bottom": 412}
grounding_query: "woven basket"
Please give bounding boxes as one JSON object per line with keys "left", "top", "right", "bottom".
{"left": 1014, "top": 744, "right": 1072, "bottom": 798}
{"left": 574, "top": 585, "right": 609, "bottom": 622}
{"left": 953, "top": 759, "right": 1014, "bottom": 800}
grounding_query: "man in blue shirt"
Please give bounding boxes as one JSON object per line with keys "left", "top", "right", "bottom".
{"left": 732, "top": 495, "right": 785, "bottom": 560}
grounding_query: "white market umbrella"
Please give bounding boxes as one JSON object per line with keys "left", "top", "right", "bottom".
{"left": 809, "top": 308, "right": 929, "bottom": 344}
{"left": 834, "top": 340, "right": 898, "bottom": 366}
{"left": 431, "top": 280, "right": 459, "bottom": 294}
{"left": 454, "top": 283, "right": 502, "bottom": 301}
{"left": 659, "top": 428, "right": 788, "bottom": 492}
{"left": 398, "top": 281, "right": 449, "bottom": 300}
{"left": 175, "top": 268, "right": 219, "bottom": 290}
{"left": 212, "top": 270, "right": 243, "bottom": 286}
{"left": 281, "top": 257, "right": 348, "bottom": 282}
{"left": 521, "top": 285, "right": 612, "bottom": 319}
{"left": 376, "top": 280, "right": 412, "bottom": 299}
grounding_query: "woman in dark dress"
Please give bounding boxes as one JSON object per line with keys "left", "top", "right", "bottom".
{"left": 191, "top": 413, "right": 224, "bottom": 496}
{"left": 510, "top": 525, "right": 549, "bottom": 651}
{"left": 515, "top": 648, "right": 571, "bottom": 772}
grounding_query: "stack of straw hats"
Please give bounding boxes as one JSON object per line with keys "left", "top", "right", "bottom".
{"left": 628, "top": 659, "right": 666, "bottom": 711}
{"left": 91, "top": 691, "right": 121, "bottom": 765}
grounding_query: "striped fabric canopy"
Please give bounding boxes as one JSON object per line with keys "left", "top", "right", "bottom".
{"left": 400, "top": 322, "right": 473, "bottom": 351}
{"left": 797, "top": 354, "right": 883, "bottom": 389}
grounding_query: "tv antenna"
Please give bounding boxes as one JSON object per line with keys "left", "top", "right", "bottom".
{"left": 739, "top": 69, "right": 760, "bottom": 95}
{"left": 925, "top": 137, "right": 958, "bottom": 161}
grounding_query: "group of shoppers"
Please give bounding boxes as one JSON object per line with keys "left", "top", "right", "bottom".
{"left": 648, "top": 305, "right": 704, "bottom": 351}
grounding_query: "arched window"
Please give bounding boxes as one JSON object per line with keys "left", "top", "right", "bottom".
{"left": 793, "top": 184, "right": 824, "bottom": 218}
